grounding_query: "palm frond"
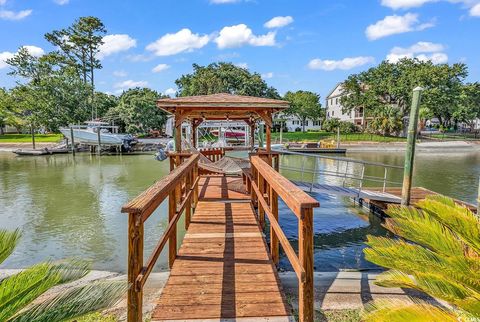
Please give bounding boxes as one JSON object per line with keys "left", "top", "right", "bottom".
{"left": 10, "top": 281, "right": 127, "bottom": 322}
{"left": 363, "top": 299, "right": 460, "bottom": 322}
{"left": 386, "top": 205, "right": 465, "bottom": 257}
{"left": 417, "top": 195, "right": 480, "bottom": 254}
{"left": 0, "top": 260, "right": 89, "bottom": 321}
{"left": 0, "top": 229, "right": 21, "bottom": 265}
{"left": 0, "top": 263, "right": 61, "bottom": 321}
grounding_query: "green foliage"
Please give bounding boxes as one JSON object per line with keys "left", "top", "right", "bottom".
{"left": 106, "top": 88, "right": 167, "bottom": 134}
{"left": 284, "top": 91, "right": 324, "bottom": 132}
{"left": 0, "top": 229, "right": 126, "bottom": 321}
{"left": 367, "top": 105, "right": 403, "bottom": 136}
{"left": 322, "top": 118, "right": 358, "bottom": 133}
{"left": 175, "top": 62, "right": 280, "bottom": 98}
{"left": 0, "top": 134, "right": 63, "bottom": 142}
{"left": 363, "top": 195, "right": 480, "bottom": 321}
{"left": 342, "top": 58, "right": 472, "bottom": 131}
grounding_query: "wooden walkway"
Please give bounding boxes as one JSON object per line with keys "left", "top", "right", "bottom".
{"left": 151, "top": 177, "right": 292, "bottom": 321}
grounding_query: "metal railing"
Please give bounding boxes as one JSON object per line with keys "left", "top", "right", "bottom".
{"left": 276, "top": 149, "right": 403, "bottom": 194}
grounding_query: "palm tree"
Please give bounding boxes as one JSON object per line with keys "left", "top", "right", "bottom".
{"left": 369, "top": 106, "right": 403, "bottom": 136}
{"left": 0, "top": 229, "right": 126, "bottom": 321}
{"left": 363, "top": 195, "right": 480, "bottom": 321}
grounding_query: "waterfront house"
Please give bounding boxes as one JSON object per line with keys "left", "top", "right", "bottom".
{"left": 325, "top": 83, "right": 367, "bottom": 128}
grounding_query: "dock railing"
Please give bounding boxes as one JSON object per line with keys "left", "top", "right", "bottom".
{"left": 247, "top": 155, "right": 320, "bottom": 322}
{"left": 278, "top": 150, "right": 403, "bottom": 194}
{"left": 121, "top": 153, "right": 200, "bottom": 322}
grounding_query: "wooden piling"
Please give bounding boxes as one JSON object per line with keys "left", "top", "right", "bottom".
{"left": 70, "top": 127, "right": 76, "bottom": 156}
{"left": 401, "top": 86, "right": 423, "bottom": 206}
{"left": 97, "top": 128, "right": 101, "bottom": 156}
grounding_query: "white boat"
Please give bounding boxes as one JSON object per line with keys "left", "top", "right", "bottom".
{"left": 60, "top": 121, "right": 128, "bottom": 146}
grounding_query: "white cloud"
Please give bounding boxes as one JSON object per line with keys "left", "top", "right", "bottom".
{"left": 262, "top": 72, "right": 274, "bottom": 79}
{"left": 471, "top": 3, "right": 480, "bottom": 15}
{"left": 0, "top": 45, "right": 44, "bottom": 69}
{"left": 23, "top": 45, "right": 45, "bottom": 57}
{"left": 146, "top": 29, "right": 210, "bottom": 56}
{"left": 235, "top": 62, "right": 248, "bottom": 69}
{"left": 0, "top": 52, "right": 14, "bottom": 69}
{"left": 113, "top": 70, "right": 127, "bottom": 77}
{"left": 152, "top": 63, "right": 170, "bottom": 73}
{"left": 126, "top": 54, "right": 154, "bottom": 62}
{"left": 164, "top": 88, "right": 177, "bottom": 96}
{"left": 0, "top": 0, "right": 7, "bottom": 5}
{"left": 114, "top": 80, "right": 148, "bottom": 91}
{"left": 382, "top": 0, "right": 480, "bottom": 17}
{"left": 54, "top": 0, "right": 69, "bottom": 5}
{"left": 98, "top": 34, "right": 136, "bottom": 59}
{"left": 0, "top": 9, "right": 32, "bottom": 20}
{"left": 215, "top": 24, "right": 276, "bottom": 49}
{"left": 264, "top": 16, "right": 294, "bottom": 29}
{"left": 308, "top": 56, "right": 375, "bottom": 71}
{"left": 365, "top": 13, "right": 434, "bottom": 40}
{"left": 386, "top": 41, "right": 448, "bottom": 63}
{"left": 381, "top": 0, "right": 437, "bottom": 9}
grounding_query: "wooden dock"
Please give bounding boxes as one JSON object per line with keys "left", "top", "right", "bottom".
{"left": 363, "top": 187, "right": 477, "bottom": 213}
{"left": 151, "top": 177, "right": 291, "bottom": 321}
{"left": 122, "top": 153, "right": 319, "bottom": 322}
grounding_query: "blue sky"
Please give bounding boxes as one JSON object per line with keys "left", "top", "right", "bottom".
{"left": 1, "top": 0, "right": 479, "bottom": 100}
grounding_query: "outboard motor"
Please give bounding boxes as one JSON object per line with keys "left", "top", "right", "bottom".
{"left": 155, "top": 147, "right": 168, "bottom": 161}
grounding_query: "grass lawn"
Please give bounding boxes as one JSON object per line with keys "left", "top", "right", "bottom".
{"left": 271, "top": 131, "right": 405, "bottom": 143}
{"left": 0, "top": 133, "right": 63, "bottom": 143}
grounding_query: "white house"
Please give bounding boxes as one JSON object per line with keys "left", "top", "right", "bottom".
{"left": 325, "top": 83, "right": 366, "bottom": 127}
{"left": 274, "top": 113, "right": 322, "bottom": 132}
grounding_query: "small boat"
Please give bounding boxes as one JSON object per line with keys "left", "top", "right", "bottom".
{"left": 14, "top": 148, "right": 51, "bottom": 156}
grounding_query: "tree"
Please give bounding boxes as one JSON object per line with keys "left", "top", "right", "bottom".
{"left": 94, "top": 92, "right": 118, "bottom": 119}
{"left": 45, "top": 16, "right": 106, "bottom": 118}
{"left": 7, "top": 49, "right": 91, "bottom": 131}
{"left": 0, "top": 229, "right": 126, "bottom": 321}
{"left": 284, "top": 90, "right": 323, "bottom": 132}
{"left": 106, "top": 88, "right": 167, "bottom": 134}
{"left": 452, "top": 83, "right": 480, "bottom": 130}
{"left": 341, "top": 58, "right": 469, "bottom": 132}
{"left": 368, "top": 105, "right": 403, "bottom": 136}
{"left": 363, "top": 195, "right": 480, "bottom": 321}
{"left": 175, "top": 62, "right": 280, "bottom": 98}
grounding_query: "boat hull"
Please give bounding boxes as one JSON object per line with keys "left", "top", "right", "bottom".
{"left": 60, "top": 128, "right": 124, "bottom": 145}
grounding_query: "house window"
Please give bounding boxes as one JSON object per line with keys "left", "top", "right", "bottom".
{"left": 313, "top": 120, "right": 321, "bottom": 126}
{"left": 332, "top": 111, "right": 335, "bottom": 116}
{"left": 302, "top": 120, "right": 309, "bottom": 126}
{"left": 335, "top": 98, "right": 338, "bottom": 104}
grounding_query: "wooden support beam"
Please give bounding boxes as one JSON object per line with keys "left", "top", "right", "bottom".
{"left": 127, "top": 213, "right": 143, "bottom": 322}
{"left": 266, "top": 124, "right": 271, "bottom": 155}
{"left": 168, "top": 190, "right": 177, "bottom": 268}
{"left": 299, "top": 208, "right": 314, "bottom": 322}
{"left": 270, "top": 187, "right": 279, "bottom": 264}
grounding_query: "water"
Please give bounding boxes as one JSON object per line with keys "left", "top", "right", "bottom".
{"left": 1, "top": 150, "right": 478, "bottom": 272}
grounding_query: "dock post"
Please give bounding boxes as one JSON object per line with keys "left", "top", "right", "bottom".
{"left": 299, "top": 208, "right": 314, "bottom": 322}
{"left": 97, "top": 128, "right": 101, "bottom": 156}
{"left": 70, "top": 127, "right": 76, "bottom": 156}
{"left": 401, "top": 86, "right": 423, "bottom": 206}
{"left": 127, "top": 213, "right": 143, "bottom": 322}
{"left": 31, "top": 124, "right": 36, "bottom": 150}
{"left": 336, "top": 127, "right": 340, "bottom": 148}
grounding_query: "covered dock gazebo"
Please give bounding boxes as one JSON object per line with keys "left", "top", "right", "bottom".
{"left": 156, "top": 93, "right": 289, "bottom": 153}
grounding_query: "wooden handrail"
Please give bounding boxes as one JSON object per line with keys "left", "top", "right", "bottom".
{"left": 123, "top": 153, "right": 200, "bottom": 322}
{"left": 122, "top": 153, "right": 199, "bottom": 218}
{"left": 248, "top": 155, "right": 319, "bottom": 322}
{"left": 251, "top": 156, "right": 319, "bottom": 217}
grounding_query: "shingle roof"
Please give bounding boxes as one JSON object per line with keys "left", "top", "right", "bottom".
{"left": 157, "top": 93, "right": 289, "bottom": 108}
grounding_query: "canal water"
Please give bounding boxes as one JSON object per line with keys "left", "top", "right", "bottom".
{"left": 1, "top": 150, "right": 478, "bottom": 272}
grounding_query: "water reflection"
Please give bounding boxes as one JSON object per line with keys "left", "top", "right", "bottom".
{"left": 0, "top": 150, "right": 478, "bottom": 272}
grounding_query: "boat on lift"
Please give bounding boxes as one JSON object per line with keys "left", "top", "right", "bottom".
{"left": 60, "top": 121, "right": 136, "bottom": 147}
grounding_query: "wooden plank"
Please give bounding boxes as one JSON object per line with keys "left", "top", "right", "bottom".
{"left": 151, "top": 180, "right": 291, "bottom": 321}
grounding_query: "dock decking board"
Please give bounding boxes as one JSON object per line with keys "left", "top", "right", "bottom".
{"left": 151, "top": 176, "right": 292, "bottom": 321}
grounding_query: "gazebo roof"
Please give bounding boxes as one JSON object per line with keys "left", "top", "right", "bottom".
{"left": 157, "top": 93, "right": 289, "bottom": 111}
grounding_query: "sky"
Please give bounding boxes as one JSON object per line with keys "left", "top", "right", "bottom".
{"left": 1, "top": 0, "right": 480, "bottom": 100}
